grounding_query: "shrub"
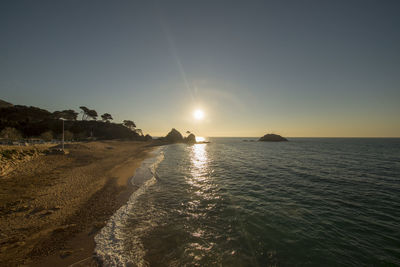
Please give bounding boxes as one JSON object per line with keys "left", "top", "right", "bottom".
{"left": 40, "top": 131, "right": 53, "bottom": 141}
{"left": 1, "top": 149, "right": 17, "bottom": 159}
{"left": 0, "top": 127, "right": 22, "bottom": 140}
{"left": 64, "top": 130, "right": 74, "bottom": 141}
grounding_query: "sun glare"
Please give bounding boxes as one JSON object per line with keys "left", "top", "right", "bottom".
{"left": 196, "top": 136, "right": 205, "bottom": 142}
{"left": 193, "top": 109, "right": 205, "bottom": 120}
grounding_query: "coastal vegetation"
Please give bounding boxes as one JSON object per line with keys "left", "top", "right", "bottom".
{"left": 0, "top": 127, "right": 22, "bottom": 140}
{"left": 0, "top": 100, "right": 151, "bottom": 141}
{"left": 0, "top": 145, "right": 49, "bottom": 176}
{"left": 0, "top": 99, "right": 13, "bottom": 108}
{"left": 101, "top": 113, "right": 113, "bottom": 122}
{"left": 79, "top": 106, "right": 97, "bottom": 121}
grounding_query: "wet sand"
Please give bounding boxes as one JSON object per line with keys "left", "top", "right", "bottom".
{"left": 0, "top": 141, "right": 155, "bottom": 266}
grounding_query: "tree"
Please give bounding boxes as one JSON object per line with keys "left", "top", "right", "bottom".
{"left": 0, "top": 105, "right": 52, "bottom": 123}
{"left": 0, "top": 127, "right": 22, "bottom": 140}
{"left": 123, "top": 120, "right": 136, "bottom": 130}
{"left": 64, "top": 130, "right": 74, "bottom": 141}
{"left": 40, "top": 131, "right": 53, "bottom": 141}
{"left": 79, "top": 106, "right": 90, "bottom": 120}
{"left": 62, "top": 109, "right": 78, "bottom": 120}
{"left": 52, "top": 111, "right": 62, "bottom": 119}
{"left": 79, "top": 106, "right": 97, "bottom": 120}
{"left": 135, "top": 129, "right": 143, "bottom": 136}
{"left": 53, "top": 110, "right": 78, "bottom": 120}
{"left": 87, "top": 109, "right": 98, "bottom": 120}
{"left": 101, "top": 113, "right": 113, "bottom": 122}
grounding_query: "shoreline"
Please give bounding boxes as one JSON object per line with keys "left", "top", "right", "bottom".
{"left": 94, "top": 146, "right": 164, "bottom": 266}
{"left": 0, "top": 140, "right": 157, "bottom": 266}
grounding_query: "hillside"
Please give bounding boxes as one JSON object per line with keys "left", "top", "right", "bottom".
{"left": 0, "top": 104, "right": 150, "bottom": 141}
{"left": 0, "top": 99, "right": 13, "bottom": 108}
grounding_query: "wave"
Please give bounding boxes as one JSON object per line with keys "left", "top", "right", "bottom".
{"left": 94, "top": 147, "right": 165, "bottom": 266}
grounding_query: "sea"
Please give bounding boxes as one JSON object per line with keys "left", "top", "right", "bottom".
{"left": 95, "top": 138, "right": 400, "bottom": 266}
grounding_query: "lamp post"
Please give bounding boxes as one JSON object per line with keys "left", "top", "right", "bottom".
{"left": 60, "top": 118, "right": 66, "bottom": 152}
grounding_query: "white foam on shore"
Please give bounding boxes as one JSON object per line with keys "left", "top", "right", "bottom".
{"left": 94, "top": 147, "right": 164, "bottom": 266}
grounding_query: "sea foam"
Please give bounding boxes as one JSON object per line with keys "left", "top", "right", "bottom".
{"left": 94, "top": 147, "right": 164, "bottom": 266}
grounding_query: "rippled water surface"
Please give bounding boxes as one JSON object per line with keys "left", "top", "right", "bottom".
{"left": 98, "top": 138, "right": 400, "bottom": 266}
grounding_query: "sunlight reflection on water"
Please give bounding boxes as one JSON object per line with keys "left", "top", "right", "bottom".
{"left": 115, "top": 138, "right": 400, "bottom": 266}
{"left": 188, "top": 144, "right": 220, "bottom": 202}
{"left": 190, "top": 144, "right": 208, "bottom": 182}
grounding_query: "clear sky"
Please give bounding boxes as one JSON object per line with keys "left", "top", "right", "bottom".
{"left": 1, "top": 0, "right": 399, "bottom": 137}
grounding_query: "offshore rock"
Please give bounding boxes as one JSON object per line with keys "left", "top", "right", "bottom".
{"left": 184, "top": 133, "right": 196, "bottom": 144}
{"left": 259, "top": 134, "right": 288, "bottom": 142}
{"left": 164, "top": 128, "right": 184, "bottom": 143}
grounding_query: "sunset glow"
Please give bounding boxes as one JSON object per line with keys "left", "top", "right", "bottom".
{"left": 0, "top": 2, "right": 399, "bottom": 266}
{"left": 193, "top": 109, "right": 204, "bottom": 120}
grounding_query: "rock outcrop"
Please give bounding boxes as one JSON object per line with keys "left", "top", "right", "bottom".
{"left": 144, "top": 134, "right": 152, "bottom": 141}
{"left": 164, "top": 128, "right": 184, "bottom": 143}
{"left": 184, "top": 133, "right": 196, "bottom": 144}
{"left": 259, "top": 134, "right": 288, "bottom": 142}
{"left": 160, "top": 129, "right": 197, "bottom": 144}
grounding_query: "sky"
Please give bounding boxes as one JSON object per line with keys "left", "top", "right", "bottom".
{"left": 1, "top": 0, "right": 399, "bottom": 137}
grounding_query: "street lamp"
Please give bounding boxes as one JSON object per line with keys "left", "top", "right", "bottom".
{"left": 60, "top": 118, "right": 66, "bottom": 151}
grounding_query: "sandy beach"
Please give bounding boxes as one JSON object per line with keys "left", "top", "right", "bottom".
{"left": 0, "top": 141, "right": 155, "bottom": 266}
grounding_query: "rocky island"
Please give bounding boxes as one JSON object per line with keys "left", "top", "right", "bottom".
{"left": 158, "top": 128, "right": 197, "bottom": 144}
{"left": 259, "top": 133, "right": 288, "bottom": 142}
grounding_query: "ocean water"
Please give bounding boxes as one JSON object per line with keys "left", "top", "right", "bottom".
{"left": 95, "top": 138, "right": 400, "bottom": 266}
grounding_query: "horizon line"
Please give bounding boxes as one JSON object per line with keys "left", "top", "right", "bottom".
{"left": 152, "top": 136, "right": 400, "bottom": 138}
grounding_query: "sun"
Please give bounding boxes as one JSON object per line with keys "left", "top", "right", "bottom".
{"left": 193, "top": 109, "right": 204, "bottom": 120}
